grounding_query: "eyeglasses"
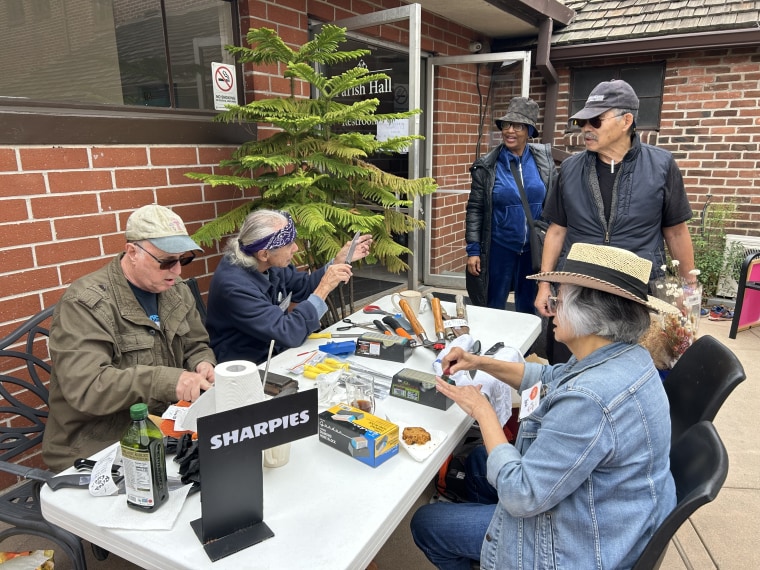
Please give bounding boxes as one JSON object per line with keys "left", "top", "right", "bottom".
{"left": 547, "top": 295, "right": 560, "bottom": 314}
{"left": 133, "top": 242, "right": 195, "bottom": 270}
{"left": 500, "top": 122, "right": 526, "bottom": 132}
{"left": 573, "top": 113, "right": 626, "bottom": 129}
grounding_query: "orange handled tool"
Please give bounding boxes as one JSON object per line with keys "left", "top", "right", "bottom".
{"left": 398, "top": 298, "right": 435, "bottom": 350}
{"left": 429, "top": 296, "right": 446, "bottom": 344}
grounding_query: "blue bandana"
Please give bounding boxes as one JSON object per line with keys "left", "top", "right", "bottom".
{"left": 239, "top": 212, "right": 296, "bottom": 256}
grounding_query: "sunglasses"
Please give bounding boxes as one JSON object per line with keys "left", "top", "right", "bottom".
{"left": 500, "top": 122, "right": 526, "bottom": 132}
{"left": 133, "top": 242, "right": 195, "bottom": 270}
{"left": 573, "top": 113, "right": 626, "bottom": 129}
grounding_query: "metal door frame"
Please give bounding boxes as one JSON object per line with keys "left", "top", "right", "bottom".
{"left": 423, "top": 51, "right": 532, "bottom": 289}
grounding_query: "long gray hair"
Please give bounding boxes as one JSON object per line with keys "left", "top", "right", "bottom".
{"left": 557, "top": 284, "right": 651, "bottom": 344}
{"left": 224, "top": 209, "right": 290, "bottom": 268}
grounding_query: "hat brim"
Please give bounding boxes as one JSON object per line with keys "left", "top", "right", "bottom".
{"left": 527, "top": 271, "right": 679, "bottom": 314}
{"left": 148, "top": 235, "right": 203, "bottom": 254}
{"left": 569, "top": 106, "right": 612, "bottom": 121}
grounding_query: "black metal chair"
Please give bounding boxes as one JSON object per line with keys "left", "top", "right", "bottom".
{"left": 663, "top": 335, "right": 746, "bottom": 445}
{"left": 632, "top": 421, "right": 729, "bottom": 569}
{"left": 185, "top": 276, "right": 207, "bottom": 325}
{"left": 0, "top": 306, "right": 88, "bottom": 569}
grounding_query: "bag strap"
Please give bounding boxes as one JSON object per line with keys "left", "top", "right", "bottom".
{"left": 509, "top": 160, "right": 537, "bottom": 230}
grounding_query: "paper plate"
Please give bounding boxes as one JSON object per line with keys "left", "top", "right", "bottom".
{"left": 398, "top": 424, "right": 447, "bottom": 462}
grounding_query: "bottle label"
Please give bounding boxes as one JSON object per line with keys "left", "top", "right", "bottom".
{"left": 122, "top": 446, "right": 155, "bottom": 507}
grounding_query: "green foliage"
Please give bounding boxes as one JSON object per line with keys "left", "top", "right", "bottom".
{"left": 188, "top": 25, "right": 437, "bottom": 279}
{"left": 688, "top": 202, "right": 744, "bottom": 299}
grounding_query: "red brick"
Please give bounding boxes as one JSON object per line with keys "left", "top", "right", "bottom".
{"left": 0, "top": 149, "right": 18, "bottom": 172}
{"left": 53, "top": 214, "right": 118, "bottom": 240}
{"left": 103, "top": 234, "right": 127, "bottom": 255}
{"left": 156, "top": 185, "right": 204, "bottom": 205}
{"left": 0, "top": 221, "right": 52, "bottom": 247}
{"left": 0, "top": 247, "right": 34, "bottom": 273}
{"left": 0, "top": 267, "right": 59, "bottom": 297}
{"left": 150, "top": 147, "right": 199, "bottom": 166}
{"left": 99, "top": 190, "right": 156, "bottom": 212}
{"left": 19, "top": 147, "right": 89, "bottom": 171}
{"left": 114, "top": 168, "right": 168, "bottom": 189}
{"left": 0, "top": 199, "right": 29, "bottom": 223}
{"left": 60, "top": 258, "right": 109, "bottom": 285}
{"left": 169, "top": 167, "right": 211, "bottom": 186}
{"left": 0, "top": 295, "right": 43, "bottom": 323}
{"left": 91, "top": 147, "right": 148, "bottom": 168}
{"left": 35, "top": 237, "right": 102, "bottom": 266}
{"left": 0, "top": 173, "right": 47, "bottom": 198}
{"left": 47, "top": 170, "right": 113, "bottom": 193}
{"left": 198, "top": 147, "right": 236, "bottom": 165}
{"left": 30, "top": 193, "right": 101, "bottom": 219}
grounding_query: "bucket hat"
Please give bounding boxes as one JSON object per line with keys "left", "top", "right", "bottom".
{"left": 125, "top": 204, "right": 202, "bottom": 254}
{"left": 494, "top": 97, "right": 539, "bottom": 137}
{"left": 570, "top": 79, "right": 639, "bottom": 120}
{"left": 527, "top": 243, "right": 678, "bottom": 314}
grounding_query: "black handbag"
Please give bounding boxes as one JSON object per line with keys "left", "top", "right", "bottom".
{"left": 510, "top": 161, "right": 547, "bottom": 273}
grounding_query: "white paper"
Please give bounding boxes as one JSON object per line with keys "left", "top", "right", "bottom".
{"left": 89, "top": 445, "right": 121, "bottom": 496}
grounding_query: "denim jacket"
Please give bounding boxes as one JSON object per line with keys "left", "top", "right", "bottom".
{"left": 481, "top": 343, "right": 676, "bottom": 570}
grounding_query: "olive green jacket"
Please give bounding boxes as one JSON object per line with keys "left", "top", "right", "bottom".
{"left": 42, "top": 255, "right": 215, "bottom": 472}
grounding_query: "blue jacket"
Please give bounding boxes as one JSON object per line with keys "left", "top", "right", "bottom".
{"left": 206, "top": 257, "right": 328, "bottom": 364}
{"left": 480, "top": 343, "right": 676, "bottom": 570}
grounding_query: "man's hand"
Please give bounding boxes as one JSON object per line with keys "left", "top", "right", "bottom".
{"left": 195, "top": 361, "right": 216, "bottom": 383}
{"left": 534, "top": 281, "right": 555, "bottom": 317}
{"left": 466, "top": 256, "right": 481, "bottom": 276}
{"left": 176, "top": 370, "right": 214, "bottom": 403}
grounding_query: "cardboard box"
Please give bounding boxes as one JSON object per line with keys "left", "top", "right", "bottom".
{"left": 318, "top": 404, "right": 399, "bottom": 467}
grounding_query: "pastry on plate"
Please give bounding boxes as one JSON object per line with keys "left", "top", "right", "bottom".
{"left": 402, "top": 426, "right": 432, "bottom": 446}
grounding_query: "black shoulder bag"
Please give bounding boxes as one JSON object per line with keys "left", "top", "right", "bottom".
{"left": 510, "top": 161, "right": 549, "bottom": 273}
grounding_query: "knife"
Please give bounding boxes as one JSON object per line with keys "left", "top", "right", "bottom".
{"left": 344, "top": 231, "right": 361, "bottom": 264}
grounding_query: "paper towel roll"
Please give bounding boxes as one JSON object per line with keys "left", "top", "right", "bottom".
{"left": 214, "top": 360, "right": 265, "bottom": 412}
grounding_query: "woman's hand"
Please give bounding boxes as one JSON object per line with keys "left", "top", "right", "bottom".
{"left": 440, "top": 347, "right": 480, "bottom": 375}
{"left": 436, "top": 378, "right": 492, "bottom": 421}
{"left": 466, "top": 255, "right": 481, "bottom": 276}
{"left": 335, "top": 234, "right": 373, "bottom": 264}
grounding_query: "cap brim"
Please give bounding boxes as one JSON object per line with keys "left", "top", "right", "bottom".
{"left": 148, "top": 235, "right": 203, "bottom": 254}
{"left": 569, "top": 106, "right": 611, "bottom": 121}
{"left": 527, "top": 271, "right": 680, "bottom": 314}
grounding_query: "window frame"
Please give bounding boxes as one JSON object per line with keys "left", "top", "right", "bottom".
{"left": 568, "top": 63, "right": 666, "bottom": 131}
{"left": 0, "top": 0, "right": 249, "bottom": 145}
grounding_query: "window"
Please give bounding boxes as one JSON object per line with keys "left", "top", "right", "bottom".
{"left": 569, "top": 64, "right": 665, "bottom": 130}
{"left": 0, "top": 0, "right": 236, "bottom": 111}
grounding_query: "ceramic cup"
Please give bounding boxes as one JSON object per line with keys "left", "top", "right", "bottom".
{"left": 263, "top": 443, "right": 291, "bottom": 468}
{"left": 391, "top": 290, "right": 422, "bottom": 314}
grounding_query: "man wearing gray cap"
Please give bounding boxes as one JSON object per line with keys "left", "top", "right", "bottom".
{"left": 43, "top": 204, "right": 216, "bottom": 472}
{"left": 535, "top": 79, "right": 696, "bottom": 363}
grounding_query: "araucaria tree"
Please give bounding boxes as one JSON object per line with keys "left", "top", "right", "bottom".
{"left": 188, "top": 25, "right": 438, "bottom": 286}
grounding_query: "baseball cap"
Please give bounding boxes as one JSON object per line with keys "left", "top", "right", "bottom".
{"left": 495, "top": 97, "right": 539, "bottom": 137}
{"left": 125, "top": 204, "right": 202, "bottom": 254}
{"left": 570, "top": 79, "right": 640, "bottom": 120}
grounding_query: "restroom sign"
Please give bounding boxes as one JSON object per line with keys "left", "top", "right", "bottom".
{"left": 212, "top": 62, "right": 238, "bottom": 110}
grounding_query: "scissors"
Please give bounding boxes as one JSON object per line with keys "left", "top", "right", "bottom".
{"left": 336, "top": 318, "right": 377, "bottom": 331}
{"left": 362, "top": 305, "right": 393, "bottom": 316}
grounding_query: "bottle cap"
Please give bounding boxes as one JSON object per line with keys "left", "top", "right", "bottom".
{"left": 129, "top": 402, "right": 149, "bottom": 420}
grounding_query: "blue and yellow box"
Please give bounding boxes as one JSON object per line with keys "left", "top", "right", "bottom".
{"left": 318, "top": 404, "right": 399, "bottom": 467}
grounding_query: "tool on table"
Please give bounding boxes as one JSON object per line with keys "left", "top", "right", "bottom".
{"left": 74, "top": 458, "right": 122, "bottom": 476}
{"left": 363, "top": 305, "right": 414, "bottom": 334}
{"left": 344, "top": 231, "right": 361, "bottom": 264}
{"left": 373, "top": 319, "right": 394, "bottom": 335}
{"left": 484, "top": 341, "right": 505, "bottom": 356}
{"left": 426, "top": 293, "right": 455, "bottom": 341}
{"left": 427, "top": 295, "right": 447, "bottom": 351}
{"left": 381, "top": 316, "right": 417, "bottom": 345}
{"left": 262, "top": 339, "right": 276, "bottom": 385}
{"left": 308, "top": 332, "right": 363, "bottom": 339}
{"left": 362, "top": 305, "right": 394, "bottom": 317}
{"left": 455, "top": 294, "right": 470, "bottom": 336}
{"left": 336, "top": 318, "right": 377, "bottom": 331}
{"left": 398, "top": 298, "right": 436, "bottom": 351}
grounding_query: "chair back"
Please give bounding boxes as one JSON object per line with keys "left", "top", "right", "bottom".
{"left": 185, "top": 277, "right": 207, "bottom": 325}
{"left": 664, "top": 335, "right": 745, "bottom": 444}
{"left": 632, "top": 421, "right": 729, "bottom": 569}
{"left": 0, "top": 306, "right": 55, "bottom": 462}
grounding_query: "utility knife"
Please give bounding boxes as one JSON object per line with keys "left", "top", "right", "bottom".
{"left": 344, "top": 231, "right": 361, "bottom": 264}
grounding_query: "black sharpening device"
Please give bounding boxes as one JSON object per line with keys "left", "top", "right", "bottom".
{"left": 389, "top": 368, "right": 453, "bottom": 410}
{"left": 355, "top": 332, "right": 413, "bottom": 363}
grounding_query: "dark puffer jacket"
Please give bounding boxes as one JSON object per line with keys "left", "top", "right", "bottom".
{"left": 466, "top": 143, "right": 556, "bottom": 306}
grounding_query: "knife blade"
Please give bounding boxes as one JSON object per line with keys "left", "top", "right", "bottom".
{"left": 344, "top": 231, "right": 361, "bottom": 264}
{"left": 48, "top": 473, "right": 190, "bottom": 493}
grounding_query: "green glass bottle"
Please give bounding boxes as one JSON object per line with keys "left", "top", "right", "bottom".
{"left": 120, "top": 403, "right": 169, "bottom": 512}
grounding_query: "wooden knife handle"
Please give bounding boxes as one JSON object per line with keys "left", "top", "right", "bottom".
{"left": 430, "top": 297, "right": 444, "bottom": 337}
{"left": 398, "top": 298, "right": 426, "bottom": 338}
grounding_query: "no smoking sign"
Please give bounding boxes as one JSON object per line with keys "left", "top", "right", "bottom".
{"left": 211, "top": 62, "right": 238, "bottom": 110}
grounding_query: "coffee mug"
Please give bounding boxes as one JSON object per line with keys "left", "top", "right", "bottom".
{"left": 391, "top": 290, "right": 422, "bottom": 314}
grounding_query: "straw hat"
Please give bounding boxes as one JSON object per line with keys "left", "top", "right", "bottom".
{"left": 527, "top": 243, "right": 679, "bottom": 314}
